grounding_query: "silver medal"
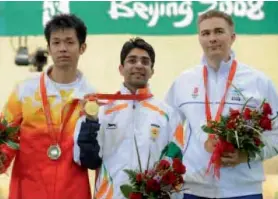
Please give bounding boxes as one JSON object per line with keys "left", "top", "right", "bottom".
{"left": 47, "top": 144, "right": 62, "bottom": 160}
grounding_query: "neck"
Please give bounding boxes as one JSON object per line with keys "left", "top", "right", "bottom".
{"left": 49, "top": 66, "right": 78, "bottom": 84}
{"left": 124, "top": 83, "right": 147, "bottom": 94}
{"left": 124, "top": 83, "right": 137, "bottom": 94}
{"left": 207, "top": 54, "right": 230, "bottom": 72}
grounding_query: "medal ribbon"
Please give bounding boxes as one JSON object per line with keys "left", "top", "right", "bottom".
{"left": 40, "top": 73, "right": 79, "bottom": 144}
{"left": 84, "top": 91, "right": 153, "bottom": 105}
{"left": 203, "top": 60, "right": 237, "bottom": 179}
{"left": 204, "top": 60, "right": 237, "bottom": 126}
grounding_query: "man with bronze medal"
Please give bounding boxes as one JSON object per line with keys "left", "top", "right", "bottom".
{"left": 0, "top": 14, "right": 96, "bottom": 199}
{"left": 165, "top": 10, "right": 278, "bottom": 199}
{"left": 73, "top": 38, "right": 186, "bottom": 199}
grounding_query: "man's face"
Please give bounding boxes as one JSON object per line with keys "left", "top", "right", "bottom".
{"left": 119, "top": 48, "right": 154, "bottom": 90}
{"left": 48, "top": 28, "right": 86, "bottom": 69}
{"left": 198, "top": 17, "right": 235, "bottom": 60}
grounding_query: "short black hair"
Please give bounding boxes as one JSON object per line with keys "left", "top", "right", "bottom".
{"left": 44, "top": 13, "right": 87, "bottom": 46}
{"left": 120, "top": 37, "right": 155, "bottom": 68}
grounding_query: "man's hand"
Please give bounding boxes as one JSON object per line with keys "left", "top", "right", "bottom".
{"left": 81, "top": 100, "right": 99, "bottom": 121}
{"left": 221, "top": 150, "right": 248, "bottom": 167}
{"left": 204, "top": 136, "right": 218, "bottom": 153}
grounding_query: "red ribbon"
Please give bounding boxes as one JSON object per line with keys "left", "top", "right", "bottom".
{"left": 84, "top": 92, "right": 153, "bottom": 105}
{"left": 204, "top": 60, "right": 237, "bottom": 140}
{"left": 203, "top": 60, "right": 237, "bottom": 178}
{"left": 40, "top": 73, "right": 79, "bottom": 145}
{"left": 206, "top": 139, "right": 235, "bottom": 178}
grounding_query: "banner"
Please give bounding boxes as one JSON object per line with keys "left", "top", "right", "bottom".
{"left": 0, "top": 1, "right": 277, "bottom": 36}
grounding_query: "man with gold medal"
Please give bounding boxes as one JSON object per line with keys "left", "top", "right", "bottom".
{"left": 0, "top": 14, "right": 96, "bottom": 199}
{"left": 73, "top": 38, "right": 186, "bottom": 199}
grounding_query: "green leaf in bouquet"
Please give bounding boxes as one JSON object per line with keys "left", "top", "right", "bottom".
{"left": 226, "top": 130, "right": 235, "bottom": 144}
{"left": 247, "top": 150, "right": 256, "bottom": 159}
{"left": 220, "top": 115, "right": 226, "bottom": 121}
{"left": 5, "top": 126, "right": 19, "bottom": 135}
{"left": 222, "top": 115, "right": 230, "bottom": 123}
{"left": 260, "top": 143, "right": 265, "bottom": 148}
{"left": 230, "top": 84, "right": 247, "bottom": 101}
{"left": 120, "top": 184, "right": 134, "bottom": 198}
{"left": 234, "top": 130, "right": 240, "bottom": 148}
{"left": 1, "top": 118, "right": 8, "bottom": 127}
{"left": 241, "top": 97, "right": 253, "bottom": 113}
{"left": 219, "top": 119, "right": 226, "bottom": 128}
{"left": 123, "top": 169, "right": 138, "bottom": 185}
{"left": 242, "top": 140, "right": 255, "bottom": 149}
{"left": 201, "top": 126, "right": 214, "bottom": 134}
{"left": 146, "top": 148, "right": 151, "bottom": 171}
{"left": 148, "top": 192, "right": 157, "bottom": 199}
{"left": 134, "top": 135, "right": 142, "bottom": 172}
{"left": 259, "top": 99, "right": 266, "bottom": 109}
{"left": 0, "top": 140, "right": 5, "bottom": 145}
{"left": 4, "top": 140, "right": 19, "bottom": 150}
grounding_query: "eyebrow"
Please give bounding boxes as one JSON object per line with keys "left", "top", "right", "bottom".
{"left": 201, "top": 27, "right": 225, "bottom": 33}
{"left": 126, "top": 55, "right": 150, "bottom": 59}
{"left": 214, "top": 27, "right": 225, "bottom": 31}
{"left": 51, "top": 37, "right": 75, "bottom": 41}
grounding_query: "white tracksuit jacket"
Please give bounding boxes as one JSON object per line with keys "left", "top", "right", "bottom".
{"left": 74, "top": 84, "right": 185, "bottom": 199}
{"left": 165, "top": 52, "right": 278, "bottom": 198}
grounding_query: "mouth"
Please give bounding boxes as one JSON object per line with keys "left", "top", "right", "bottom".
{"left": 209, "top": 45, "right": 221, "bottom": 50}
{"left": 131, "top": 72, "right": 145, "bottom": 77}
{"left": 57, "top": 56, "right": 70, "bottom": 60}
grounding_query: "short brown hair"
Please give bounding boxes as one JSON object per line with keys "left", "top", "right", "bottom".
{"left": 198, "top": 10, "right": 234, "bottom": 31}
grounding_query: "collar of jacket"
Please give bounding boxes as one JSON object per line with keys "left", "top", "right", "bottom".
{"left": 42, "top": 66, "right": 93, "bottom": 100}
{"left": 201, "top": 50, "right": 236, "bottom": 77}
{"left": 119, "top": 83, "right": 153, "bottom": 97}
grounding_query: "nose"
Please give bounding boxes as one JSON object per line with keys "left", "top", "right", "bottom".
{"left": 58, "top": 42, "right": 67, "bottom": 52}
{"left": 134, "top": 60, "right": 145, "bottom": 69}
{"left": 209, "top": 34, "right": 217, "bottom": 44}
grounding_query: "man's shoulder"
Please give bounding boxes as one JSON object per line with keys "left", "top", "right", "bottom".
{"left": 78, "top": 76, "right": 97, "bottom": 95}
{"left": 237, "top": 62, "right": 271, "bottom": 82}
{"left": 147, "top": 97, "right": 176, "bottom": 116}
{"left": 15, "top": 74, "right": 40, "bottom": 92}
{"left": 173, "top": 65, "right": 203, "bottom": 84}
{"left": 180, "top": 65, "right": 202, "bottom": 77}
{"left": 15, "top": 75, "right": 41, "bottom": 101}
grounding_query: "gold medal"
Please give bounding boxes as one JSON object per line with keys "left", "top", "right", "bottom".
{"left": 84, "top": 101, "right": 99, "bottom": 116}
{"left": 47, "top": 144, "right": 62, "bottom": 160}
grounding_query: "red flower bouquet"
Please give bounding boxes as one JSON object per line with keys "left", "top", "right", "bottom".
{"left": 202, "top": 98, "right": 278, "bottom": 178}
{"left": 0, "top": 117, "right": 19, "bottom": 149}
{"left": 0, "top": 114, "right": 20, "bottom": 172}
{"left": 120, "top": 137, "right": 186, "bottom": 199}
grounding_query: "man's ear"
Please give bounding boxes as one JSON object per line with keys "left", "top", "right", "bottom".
{"left": 119, "top": 64, "right": 124, "bottom": 76}
{"left": 231, "top": 32, "right": 236, "bottom": 45}
{"left": 150, "top": 67, "right": 154, "bottom": 78}
{"left": 47, "top": 45, "right": 51, "bottom": 56}
{"left": 79, "top": 43, "right": 87, "bottom": 55}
